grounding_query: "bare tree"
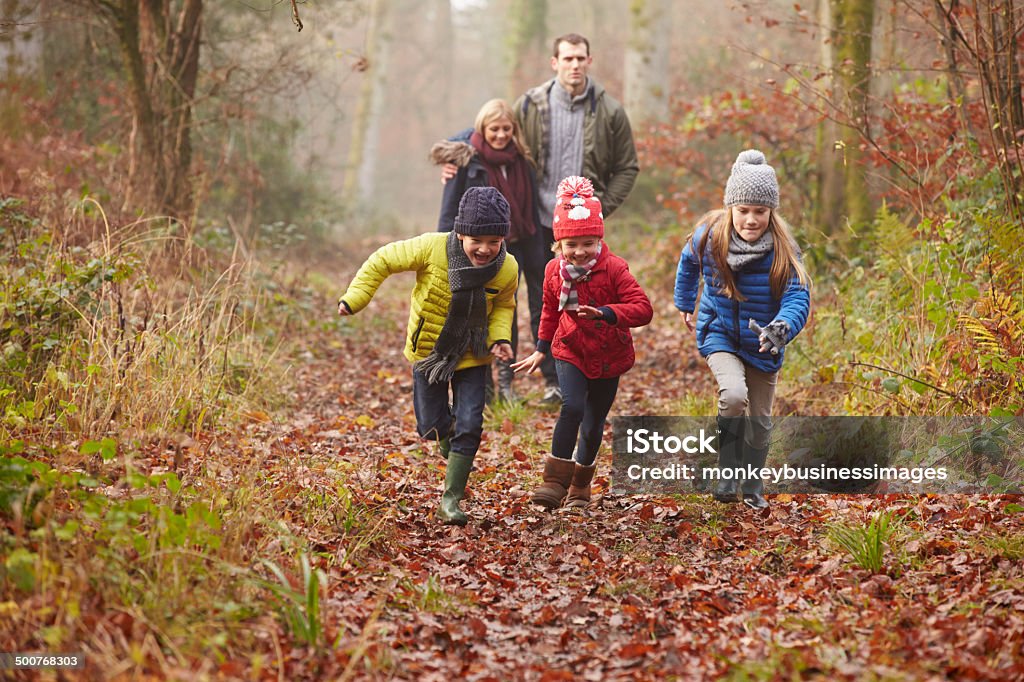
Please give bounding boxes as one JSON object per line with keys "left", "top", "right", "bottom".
{"left": 625, "top": 0, "right": 671, "bottom": 124}
{"left": 506, "top": 0, "right": 547, "bottom": 99}
{"left": 76, "top": 0, "right": 202, "bottom": 225}
{"left": 343, "top": 0, "right": 390, "bottom": 204}
{"left": 932, "top": 0, "right": 1023, "bottom": 219}
{"left": 433, "top": 0, "right": 454, "bottom": 124}
{"left": 0, "top": 0, "right": 44, "bottom": 76}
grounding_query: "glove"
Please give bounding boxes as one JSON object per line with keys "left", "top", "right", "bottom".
{"left": 749, "top": 319, "right": 790, "bottom": 355}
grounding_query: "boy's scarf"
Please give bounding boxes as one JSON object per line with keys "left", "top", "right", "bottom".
{"left": 727, "top": 229, "right": 773, "bottom": 271}
{"left": 470, "top": 131, "right": 536, "bottom": 242}
{"left": 414, "top": 231, "right": 506, "bottom": 385}
{"left": 557, "top": 244, "right": 602, "bottom": 311}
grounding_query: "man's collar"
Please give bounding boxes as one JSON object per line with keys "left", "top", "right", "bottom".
{"left": 550, "top": 77, "right": 592, "bottom": 103}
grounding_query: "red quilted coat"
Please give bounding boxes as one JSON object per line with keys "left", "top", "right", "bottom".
{"left": 538, "top": 243, "right": 653, "bottom": 379}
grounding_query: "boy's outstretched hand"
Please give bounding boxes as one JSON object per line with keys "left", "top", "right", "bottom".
{"left": 338, "top": 300, "right": 352, "bottom": 316}
{"left": 511, "top": 350, "right": 544, "bottom": 374}
{"left": 491, "top": 342, "right": 514, "bottom": 362}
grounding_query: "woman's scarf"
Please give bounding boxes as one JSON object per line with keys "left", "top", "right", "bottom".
{"left": 413, "top": 231, "right": 506, "bottom": 385}
{"left": 557, "top": 244, "right": 602, "bottom": 311}
{"left": 470, "top": 131, "right": 536, "bottom": 242}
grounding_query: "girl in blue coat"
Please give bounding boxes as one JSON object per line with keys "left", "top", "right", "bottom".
{"left": 674, "top": 150, "right": 811, "bottom": 509}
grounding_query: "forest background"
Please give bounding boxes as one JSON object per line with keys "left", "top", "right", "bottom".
{"left": 1, "top": 0, "right": 1023, "bottom": 679}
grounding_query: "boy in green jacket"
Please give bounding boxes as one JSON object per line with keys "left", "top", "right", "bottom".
{"left": 338, "top": 187, "right": 519, "bottom": 525}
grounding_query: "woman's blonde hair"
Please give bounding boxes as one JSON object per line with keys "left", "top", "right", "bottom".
{"left": 474, "top": 99, "right": 534, "bottom": 166}
{"left": 693, "top": 208, "right": 810, "bottom": 301}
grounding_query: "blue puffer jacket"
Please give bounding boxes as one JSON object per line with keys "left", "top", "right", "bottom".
{"left": 674, "top": 223, "right": 810, "bottom": 373}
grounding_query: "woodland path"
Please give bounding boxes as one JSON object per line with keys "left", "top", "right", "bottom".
{"left": 252, "top": 251, "right": 1024, "bottom": 680}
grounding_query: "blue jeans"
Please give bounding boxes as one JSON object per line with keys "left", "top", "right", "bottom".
{"left": 412, "top": 364, "right": 487, "bottom": 457}
{"left": 551, "top": 360, "right": 619, "bottom": 466}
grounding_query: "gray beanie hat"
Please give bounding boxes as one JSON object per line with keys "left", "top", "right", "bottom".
{"left": 723, "top": 149, "right": 780, "bottom": 208}
{"left": 454, "top": 186, "right": 511, "bottom": 237}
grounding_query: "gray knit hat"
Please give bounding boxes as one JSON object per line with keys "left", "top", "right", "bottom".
{"left": 454, "top": 186, "right": 511, "bottom": 237}
{"left": 723, "top": 149, "right": 779, "bottom": 208}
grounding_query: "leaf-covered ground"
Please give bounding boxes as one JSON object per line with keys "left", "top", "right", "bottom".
{"left": 241, "top": 264, "right": 1024, "bottom": 681}
{"left": 9, "top": 239, "right": 1021, "bottom": 681}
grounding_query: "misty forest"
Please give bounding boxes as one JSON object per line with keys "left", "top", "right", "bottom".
{"left": 1, "top": 0, "right": 1023, "bottom": 679}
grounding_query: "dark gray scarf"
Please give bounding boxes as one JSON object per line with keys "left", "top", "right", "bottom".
{"left": 413, "top": 231, "right": 506, "bottom": 385}
{"left": 727, "top": 230, "right": 773, "bottom": 271}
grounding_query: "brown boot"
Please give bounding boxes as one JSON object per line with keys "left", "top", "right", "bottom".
{"left": 565, "top": 463, "right": 596, "bottom": 508}
{"left": 531, "top": 456, "right": 576, "bottom": 509}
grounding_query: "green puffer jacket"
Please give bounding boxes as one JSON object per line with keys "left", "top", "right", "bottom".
{"left": 513, "top": 78, "right": 639, "bottom": 216}
{"left": 339, "top": 233, "right": 519, "bottom": 369}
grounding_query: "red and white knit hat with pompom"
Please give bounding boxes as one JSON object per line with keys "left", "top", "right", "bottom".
{"left": 552, "top": 176, "right": 604, "bottom": 240}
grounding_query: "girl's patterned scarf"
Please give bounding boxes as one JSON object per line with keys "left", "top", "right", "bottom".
{"left": 557, "top": 244, "right": 602, "bottom": 311}
{"left": 413, "top": 231, "right": 506, "bottom": 384}
{"left": 727, "top": 229, "right": 774, "bottom": 271}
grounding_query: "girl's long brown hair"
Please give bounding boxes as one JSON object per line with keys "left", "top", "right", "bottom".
{"left": 474, "top": 99, "right": 535, "bottom": 167}
{"left": 693, "top": 208, "right": 810, "bottom": 301}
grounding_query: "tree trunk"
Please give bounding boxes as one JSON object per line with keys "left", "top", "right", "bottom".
{"left": 624, "top": 0, "right": 671, "bottom": 124}
{"left": 433, "top": 0, "right": 454, "bottom": 125}
{"left": 815, "top": 0, "right": 845, "bottom": 232}
{"left": 830, "top": 0, "right": 876, "bottom": 227}
{"left": 978, "top": 0, "right": 1023, "bottom": 213}
{"left": 95, "top": 0, "right": 201, "bottom": 224}
{"left": 343, "top": 0, "right": 389, "bottom": 205}
{"left": 932, "top": 0, "right": 976, "bottom": 138}
{"left": 505, "top": 0, "right": 546, "bottom": 99}
{"left": 936, "top": 0, "right": 1023, "bottom": 219}
{"left": 0, "top": 0, "right": 44, "bottom": 77}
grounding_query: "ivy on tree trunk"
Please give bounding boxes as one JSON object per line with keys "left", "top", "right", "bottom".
{"left": 89, "top": 0, "right": 202, "bottom": 226}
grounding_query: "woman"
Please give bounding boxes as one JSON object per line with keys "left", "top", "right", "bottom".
{"left": 431, "top": 99, "right": 548, "bottom": 404}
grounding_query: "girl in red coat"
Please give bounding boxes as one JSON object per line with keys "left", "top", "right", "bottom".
{"left": 512, "top": 176, "right": 653, "bottom": 509}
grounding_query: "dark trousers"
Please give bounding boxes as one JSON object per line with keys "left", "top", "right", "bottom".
{"left": 550, "top": 360, "right": 620, "bottom": 466}
{"left": 507, "top": 231, "right": 557, "bottom": 386}
{"left": 412, "top": 364, "right": 487, "bottom": 457}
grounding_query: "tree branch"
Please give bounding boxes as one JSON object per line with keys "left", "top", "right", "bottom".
{"left": 848, "top": 361, "right": 967, "bottom": 402}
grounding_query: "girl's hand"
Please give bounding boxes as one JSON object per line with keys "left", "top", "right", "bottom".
{"left": 338, "top": 300, "right": 352, "bottom": 316}
{"left": 577, "top": 305, "right": 603, "bottom": 320}
{"left": 680, "top": 311, "right": 694, "bottom": 332}
{"left": 511, "top": 351, "right": 544, "bottom": 374}
{"left": 490, "top": 342, "right": 514, "bottom": 362}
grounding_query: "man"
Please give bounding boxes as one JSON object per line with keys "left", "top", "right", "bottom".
{"left": 514, "top": 33, "right": 639, "bottom": 243}
{"left": 443, "top": 33, "right": 640, "bottom": 406}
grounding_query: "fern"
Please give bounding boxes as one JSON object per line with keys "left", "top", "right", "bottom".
{"left": 959, "top": 287, "right": 1024, "bottom": 362}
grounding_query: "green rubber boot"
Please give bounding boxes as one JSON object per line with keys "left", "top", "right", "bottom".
{"left": 438, "top": 452, "right": 474, "bottom": 526}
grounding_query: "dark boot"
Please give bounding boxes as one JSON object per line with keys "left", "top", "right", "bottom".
{"left": 539, "top": 384, "right": 562, "bottom": 409}
{"left": 531, "top": 456, "right": 576, "bottom": 509}
{"left": 712, "top": 416, "right": 743, "bottom": 503}
{"left": 741, "top": 444, "right": 770, "bottom": 510}
{"left": 438, "top": 452, "right": 474, "bottom": 526}
{"left": 565, "top": 462, "right": 597, "bottom": 508}
{"left": 496, "top": 360, "right": 519, "bottom": 403}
